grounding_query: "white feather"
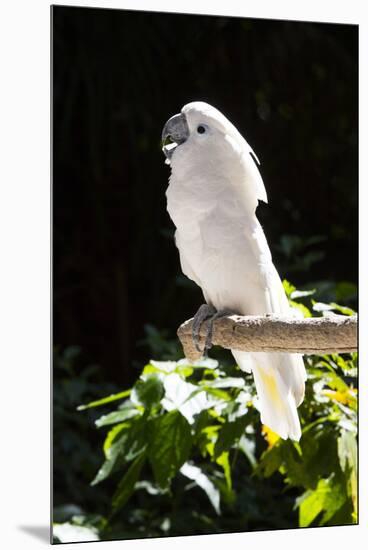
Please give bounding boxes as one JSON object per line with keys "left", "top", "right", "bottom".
{"left": 165, "top": 101, "right": 306, "bottom": 440}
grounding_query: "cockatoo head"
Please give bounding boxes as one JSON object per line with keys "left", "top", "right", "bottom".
{"left": 161, "top": 101, "right": 243, "bottom": 163}
{"left": 161, "top": 101, "right": 267, "bottom": 204}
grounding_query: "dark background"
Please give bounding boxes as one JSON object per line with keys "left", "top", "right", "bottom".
{"left": 53, "top": 6, "right": 358, "bottom": 387}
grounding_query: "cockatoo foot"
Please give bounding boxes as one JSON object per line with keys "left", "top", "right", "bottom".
{"left": 192, "top": 304, "right": 216, "bottom": 353}
{"left": 192, "top": 304, "right": 235, "bottom": 355}
{"left": 203, "top": 308, "right": 235, "bottom": 353}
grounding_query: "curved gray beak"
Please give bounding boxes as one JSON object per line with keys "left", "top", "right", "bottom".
{"left": 161, "top": 113, "right": 189, "bottom": 161}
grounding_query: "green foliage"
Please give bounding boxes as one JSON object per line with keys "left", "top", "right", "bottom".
{"left": 55, "top": 284, "right": 357, "bottom": 541}
{"left": 297, "top": 476, "right": 345, "bottom": 527}
{"left": 259, "top": 284, "right": 358, "bottom": 526}
{"left": 53, "top": 347, "right": 121, "bottom": 512}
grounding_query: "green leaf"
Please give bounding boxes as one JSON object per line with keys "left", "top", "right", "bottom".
{"left": 149, "top": 410, "right": 193, "bottom": 488}
{"left": 329, "top": 303, "right": 356, "bottom": 316}
{"left": 103, "top": 423, "right": 129, "bottom": 457}
{"left": 283, "top": 279, "right": 296, "bottom": 297}
{"left": 256, "top": 443, "right": 283, "bottom": 478}
{"left": 131, "top": 374, "right": 164, "bottom": 410}
{"left": 92, "top": 421, "right": 141, "bottom": 485}
{"left": 122, "top": 416, "right": 150, "bottom": 462}
{"left": 216, "top": 451, "right": 232, "bottom": 490}
{"left": 91, "top": 442, "right": 123, "bottom": 486}
{"left": 204, "top": 387, "right": 232, "bottom": 401}
{"left": 111, "top": 452, "right": 146, "bottom": 513}
{"left": 214, "top": 415, "right": 248, "bottom": 459}
{"left": 95, "top": 408, "right": 139, "bottom": 428}
{"left": 180, "top": 462, "right": 220, "bottom": 514}
{"left": 282, "top": 427, "right": 343, "bottom": 490}
{"left": 175, "top": 364, "right": 194, "bottom": 378}
{"left": 92, "top": 417, "right": 149, "bottom": 486}
{"left": 77, "top": 389, "right": 131, "bottom": 411}
{"left": 297, "top": 476, "right": 345, "bottom": 527}
{"left": 141, "top": 362, "right": 171, "bottom": 376}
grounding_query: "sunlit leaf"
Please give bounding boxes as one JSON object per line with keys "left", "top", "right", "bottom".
{"left": 180, "top": 462, "right": 220, "bottom": 514}
{"left": 95, "top": 408, "right": 139, "bottom": 428}
{"left": 290, "top": 289, "right": 316, "bottom": 299}
{"left": 282, "top": 279, "right": 296, "bottom": 297}
{"left": 322, "top": 388, "right": 357, "bottom": 409}
{"left": 312, "top": 302, "right": 334, "bottom": 312}
{"left": 216, "top": 451, "right": 232, "bottom": 490}
{"left": 329, "top": 303, "right": 356, "bottom": 316}
{"left": 161, "top": 373, "right": 213, "bottom": 424}
{"left": 297, "top": 476, "right": 345, "bottom": 527}
{"left": 53, "top": 522, "right": 99, "bottom": 543}
{"left": 92, "top": 426, "right": 129, "bottom": 486}
{"left": 77, "top": 389, "right": 131, "bottom": 411}
{"left": 203, "top": 377, "right": 245, "bottom": 389}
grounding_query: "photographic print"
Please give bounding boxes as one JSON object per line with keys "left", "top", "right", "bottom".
{"left": 52, "top": 4, "right": 358, "bottom": 543}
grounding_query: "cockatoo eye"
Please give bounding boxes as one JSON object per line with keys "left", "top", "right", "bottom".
{"left": 197, "top": 125, "right": 207, "bottom": 134}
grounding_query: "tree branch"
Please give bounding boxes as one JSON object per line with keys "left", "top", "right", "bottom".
{"left": 177, "top": 314, "right": 358, "bottom": 363}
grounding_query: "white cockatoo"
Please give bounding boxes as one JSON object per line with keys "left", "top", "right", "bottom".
{"left": 161, "top": 101, "right": 306, "bottom": 440}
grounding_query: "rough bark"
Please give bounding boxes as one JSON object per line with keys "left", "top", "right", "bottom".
{"left": 177, "top": 314, "right": 358, "bottom": 363}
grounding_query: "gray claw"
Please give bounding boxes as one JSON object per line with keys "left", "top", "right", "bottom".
{"left": 192, "top": 304, "right": 216, "bottom": 353}
{"left": 204, "top": 308, "right": 234, "bottom": 353}
{"left": 192, "top": 305, "right": 235, "bottom": 355}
